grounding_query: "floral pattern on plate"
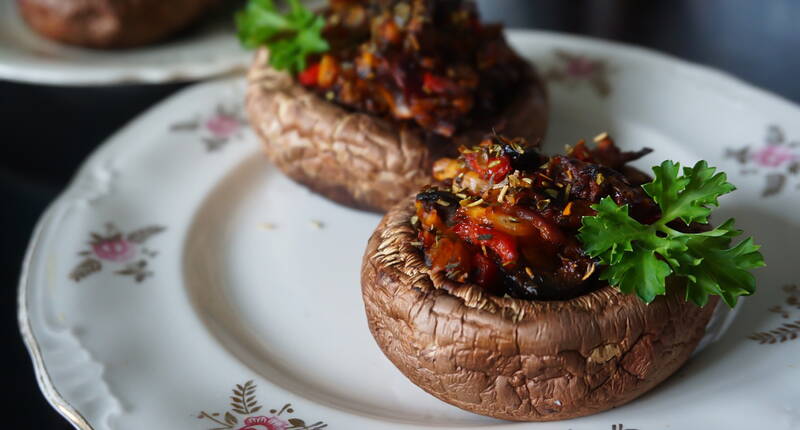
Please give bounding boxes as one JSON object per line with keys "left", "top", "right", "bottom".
{"left": 171, "top": 103, "right": 248, "bottom": 152}
{"left": 749, "top": 284, "right": 800, "bottom": 344}
{"left": 544, "top": 49, "right": 613, "bottom": 97}
{"left": 197, "top": 380, "right": 327, "bottom": 430}
{"left": 725, "top": 125, "right": 800, "bottom": 197}
{"left": 70, "top": 223, "right": 165, "bottom": 283}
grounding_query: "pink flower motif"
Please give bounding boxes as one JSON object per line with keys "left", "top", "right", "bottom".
{"left": 566, "top": 57, "right": 599, "bottom": 77}
{"left": 92, "top": 237, "right": 135, "bottom": 262}
{"left": 752, "top": 144, "right": 796, "bottom": 167}
{"left": 238, "top": 416, "right": 289, "bottom": 430}
{"left": 205, "top": 114, "right": 241, "bottom": 138}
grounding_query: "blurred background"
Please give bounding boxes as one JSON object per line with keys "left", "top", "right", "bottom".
{"left": 3, "top": 0, "right": 799, "bottom": 427}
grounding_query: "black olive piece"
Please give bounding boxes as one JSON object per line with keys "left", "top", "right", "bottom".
{"left": 415, "top": 187, "right": 460, "bottom": 224}
{"left": 502, "top": 269, "right": 545, "bottom": 300}
{"left": 500, "top": 141, "right": 545, "bottom": 171}
{"left": 501, "top": 267, "right": 592, "bottom": 301}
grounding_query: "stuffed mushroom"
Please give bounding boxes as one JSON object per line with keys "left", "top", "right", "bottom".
{"left": 18, "top": 0, "right": 223, "bottom": 49}
{"left": 361, "top": 133, "right": 763, "bottom": 420}
{"left": 243, "top": 0, "right": 548, "bottom": 212}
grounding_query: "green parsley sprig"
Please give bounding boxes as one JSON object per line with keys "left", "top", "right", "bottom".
{"left": 236, "top": 0, "right": 329, "bottom": 73}
{"left": 578, "top": 160, "right": 765, "bottom": 307}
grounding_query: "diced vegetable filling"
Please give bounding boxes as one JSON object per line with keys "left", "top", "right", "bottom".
{"left": 413, "top": 133, "right": 659, "bottom": 300}
{"left": 300, "top": 0, "right": 528, "bottom": 136}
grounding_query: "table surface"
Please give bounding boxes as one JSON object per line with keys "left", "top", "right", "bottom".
{"left": 4, "top": 1, "right": 799, "bottom": 428}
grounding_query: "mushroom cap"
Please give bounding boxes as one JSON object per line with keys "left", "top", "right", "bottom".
{"left": 245, "top": 48, "right": 549, "bottom": 213}
{"left": 361, "top": 196, "right": 718, "bottom": 421}
{"left": 17, "top": 0, "right": 221, "bottom": 49}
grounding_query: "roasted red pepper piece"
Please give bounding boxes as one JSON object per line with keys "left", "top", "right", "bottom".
{"left": 298, "top": 62, "right": 320, "bottom": 86}
{"left": 568, "top": 140, "right": 594, "bottom": 162}
{"left": 378, "top": 18, "right": 401, "bottom": 45}
{"left": 463, "top": 152, "right": 512, "bottom": 182}
{"left": 423, "top": 72, "right": 453, "bottom": 94}
{"left": 453, "top": 221, "right": 518, "bottom": 267}
{"left": 427, "top": 235, "right": 472, "bottom": 280}
{"left": 507, "top": 206, "right": 566, "bottom": 246}
{"left": 317, "top": 55, "right": 339, "bottom": 89}
{"left": 418, "top": 229, "right": 436, "bottom": 248}
{"left": 472, "top": 251, "right": 498, "bottom": 287}
{"left": 415, "top": 201, "right": 446, "bottom": 248}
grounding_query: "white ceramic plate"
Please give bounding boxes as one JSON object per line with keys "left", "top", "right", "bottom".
{"left": 19, "top": 30, "right": 800, "bottom": 430}
{"left": 0, "top": 1, "right": 250, "bottom": 85}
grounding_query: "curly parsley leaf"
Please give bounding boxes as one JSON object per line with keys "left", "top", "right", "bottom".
{"left": 599, "top": 242, "right": 673, "bottom": 303}
{"left": 643, "top": 160, "right": 735, "bottom": 225}
{"left": 236, "top": 0, "right": 329, "bottom": 73}
{"left": 673, "top": 219, "right": 763, "bottom": 307}
{"left": 580, "top": 198, "right": 681, "bottom": 266}
{"left": 578, "top": 160, "right": 765, "bottom": 307}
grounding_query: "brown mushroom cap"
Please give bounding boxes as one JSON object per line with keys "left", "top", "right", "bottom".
{"left": 18, "top": 0, "right": 221, "bottom": 49}
{"left": 361, "top": 196, "right": 718, "bottom": 421}
{"left": 245, "top": 48, "right": 549, "bottom": 213}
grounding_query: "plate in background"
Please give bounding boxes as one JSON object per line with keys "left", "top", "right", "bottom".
{"left": 0, "top": 1, "right": 250, "bottom": 85}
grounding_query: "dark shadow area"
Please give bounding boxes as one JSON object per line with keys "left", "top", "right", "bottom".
{"left": 0, "top": 81, "right": 185, "bottom": 428}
